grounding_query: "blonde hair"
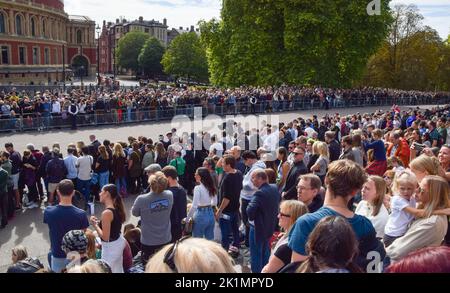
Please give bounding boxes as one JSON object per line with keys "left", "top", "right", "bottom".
{"left": 392, "top": 171, "right": 418, "bottom": 195}
{"left": 148, "top": 171, "right": 168, "bottom": 194}
{"left": 367, "top": 176, "right": 386, "bottom": 217}
{"left": 280, "top": 200, "right": 309, "bottom": 233}
{"left": 113, "top": 143, "right": 125, "bottom": 158}
{"left": 98, "top": 145, "right": 109, "bottom": 160}
{"left": 85, "top": 229, "right": 97, "bottom": 260}
{"left": 145, "top": 238, "right": 236, "bottom": 273}
{"left": 372, "top": 129, "right": 383, "bottom": 140}
{"left": 67, "top": 260, "right": 110, "bottom": 273}
{"left": 76, "top": 141, "right": 85, "bottom": 153}
{"left": 352, "top": 129, "right": 363, "bottom": 136}
{"left": 418, "top": 175, "right": 450, "bottom": 218}
{"left": 410, "top": 155, "right": 444, "bottom": 177}
{"left": 367, "top": 149, "right": 375, "bottom": 163}
{"left": 312, "top": 141, "right": 329, "bottom": 159}
{"left": 12, "top": 245, "right": 28, "bottom": 262}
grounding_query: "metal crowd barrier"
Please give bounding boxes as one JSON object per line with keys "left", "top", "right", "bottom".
{"left": 0, "top": 84, "right": 138, "bottom": 95}
{"left": 0, "top": 96, "right": 447, "bottom": 133}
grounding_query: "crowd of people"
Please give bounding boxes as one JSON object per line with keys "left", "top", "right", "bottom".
{"left": 1, "top": 85, "right": 448, "bottom": 131}
{"left": 1, "top": 102, "right": 450, "bottom": 273}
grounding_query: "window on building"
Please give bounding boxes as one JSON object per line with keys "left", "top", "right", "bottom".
{"left": 76, "top": 30, "right": 82, "bottom": 44}
{"left": 44, "top": 48, "right": 49, "bottom": 64}
{"left": 0, "top": 13, "right": 6, "bottom": 33}
{"left": 1, "top": 46, "right": 9, "bottom": 64}
{"left": 19, "top": 47, "right": 26, "bottom": 64}
{"left": 42, "top": 19, "right": 46, "bottom": 37}
{"left": 145, "top": 28, "right": 149, "bottom": 33}
{"left": 16, "top": 15, "right": 22, "bottom": 35}
{"left": 31, "top": 18, "right": 36, "bottom": 36}
{"left": 33, "top": 47, "right": 39, "bottom": 64}
{"left": 54, "top": 48, "right": 58, "bottom": 64}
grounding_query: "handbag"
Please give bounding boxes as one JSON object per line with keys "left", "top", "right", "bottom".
{"left": 90, "top": 173, "right": 99, "bottom": 185}
{"left": 181, "top": 217, "right": 193, "bottom": 235}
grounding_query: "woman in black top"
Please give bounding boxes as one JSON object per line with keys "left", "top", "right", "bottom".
{"left": 96, "top": 145, "right": 111, "bottom": 190}
{"left": 262, "top": 200, "right": 308, "bottom": 273}
{"left": 90, "top": 184, "right": 126, "bottom": 273}
{"left": 155, "top": 142, "right": 168, "bottom": 168}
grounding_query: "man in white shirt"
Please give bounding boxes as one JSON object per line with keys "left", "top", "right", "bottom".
{"left": 51, "top": 99, "right": 61, "bottom": 115}
{"left": 263, "top": 127, "right": 279, "bottom": 152}
{"left": 209, "top": 135, "right": 223, "bottom": 157}
{"left": 75, "top": 147, "right": 93, "bottom": 203}
{"left": 304, "top": 123, "right": 317, "bottom": 138}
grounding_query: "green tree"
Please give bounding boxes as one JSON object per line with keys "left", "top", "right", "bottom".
{"left": 116, "top": 32, "right": 149, "bottom": 74}
{"left": 161, "top": 32, "right": 209, "bottom": 83}
{"left": 200, "top": 0, "right": 392, "bottom": 87}
{"left": 282, "top": 0, "right": 392, "bottom": 87}
{"left": 362, "top": 6, "right": 450, "bottom": 91}
{"left": 199, "top": 19, "right": 230, "bottom": 86}
{"left": 138, "top": 37, "right": 165, "bottom": 78}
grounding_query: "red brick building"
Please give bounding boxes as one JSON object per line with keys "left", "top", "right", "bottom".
{"left": 99, "top": 17, "right": 169, "bottom": 75}
{"left": 0, "top": 0, "right": 97, "bottom": 85}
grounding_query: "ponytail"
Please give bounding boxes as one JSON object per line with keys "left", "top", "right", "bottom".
{"left": 114, "top": 196, "right": 126, "bottom": 224}
{"left": 103, "top": 184, "right": 126, "bottom": 224}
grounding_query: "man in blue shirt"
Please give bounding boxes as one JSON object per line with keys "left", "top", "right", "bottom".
{"left": 247, "top": 169, "right": 280, "bottom": 273}
{"left": 64, "top": 147, "right": 78, "bottom": 186}
{"left": 288, "top": 160, "right": 385, "bottom": 272}
{"left": 44, "top": 180, "right": 89, "bottom": 273}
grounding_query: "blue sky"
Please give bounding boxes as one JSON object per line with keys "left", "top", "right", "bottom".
{"left": 65, "top": 0, "right": 449, "bottom": 39}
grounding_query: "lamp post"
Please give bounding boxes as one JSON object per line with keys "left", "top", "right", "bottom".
{"left": 62, "top": 44, "right": 66, "bottom": 92}
{"left": 79, "top": 44, "right": 83, "bottom": 88}
{"left": 113, "top": 45, "right": 116, "bottom": 81}
{"left": 96, "top": 24, "right": 101, "bottom": 87}
{"left": 80, "top": 65, "right": 84, "bottom": 87}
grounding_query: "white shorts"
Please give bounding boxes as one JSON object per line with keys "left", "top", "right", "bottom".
{"left": 48, "top": 183, "right": 59, "bottom": 194}
{"left": 11, "top": 173, "right": 20, "bottom": 190}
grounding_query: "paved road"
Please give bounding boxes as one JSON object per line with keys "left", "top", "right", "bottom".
{"left": 0, "top": 104, "right": 432, "bottom": 272}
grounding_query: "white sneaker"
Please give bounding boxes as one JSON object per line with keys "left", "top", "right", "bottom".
{"left": 27, "top": 202, "right": 39, "bottom": 209}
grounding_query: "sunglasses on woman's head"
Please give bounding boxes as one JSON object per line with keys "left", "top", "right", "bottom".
{"left": 163, "top": 236, "right": 191, "bottom": 272}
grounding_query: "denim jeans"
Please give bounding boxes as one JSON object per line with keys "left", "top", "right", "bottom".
{"left": 219, "top": 210, "right": 240, "bottom": 250}
{"left": 77, "top": 179, "right": 91, "bottom": 203}
{"left": 127, "top": 108, "right": 132, "bottom": 122}
{"left": 115, "top": 177, "right": 127, "bottom": 194}
{"left": 192, "top": 207, "right": 215, "bottom": 240}
{"left": 51, "top": 255, "right": 68, "bottom": 273}
{"left": 249, "top": 225, "right": 270, "bottom": 273}
{"left": 98, "top": 171, "right": 109, "bottom": 190}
